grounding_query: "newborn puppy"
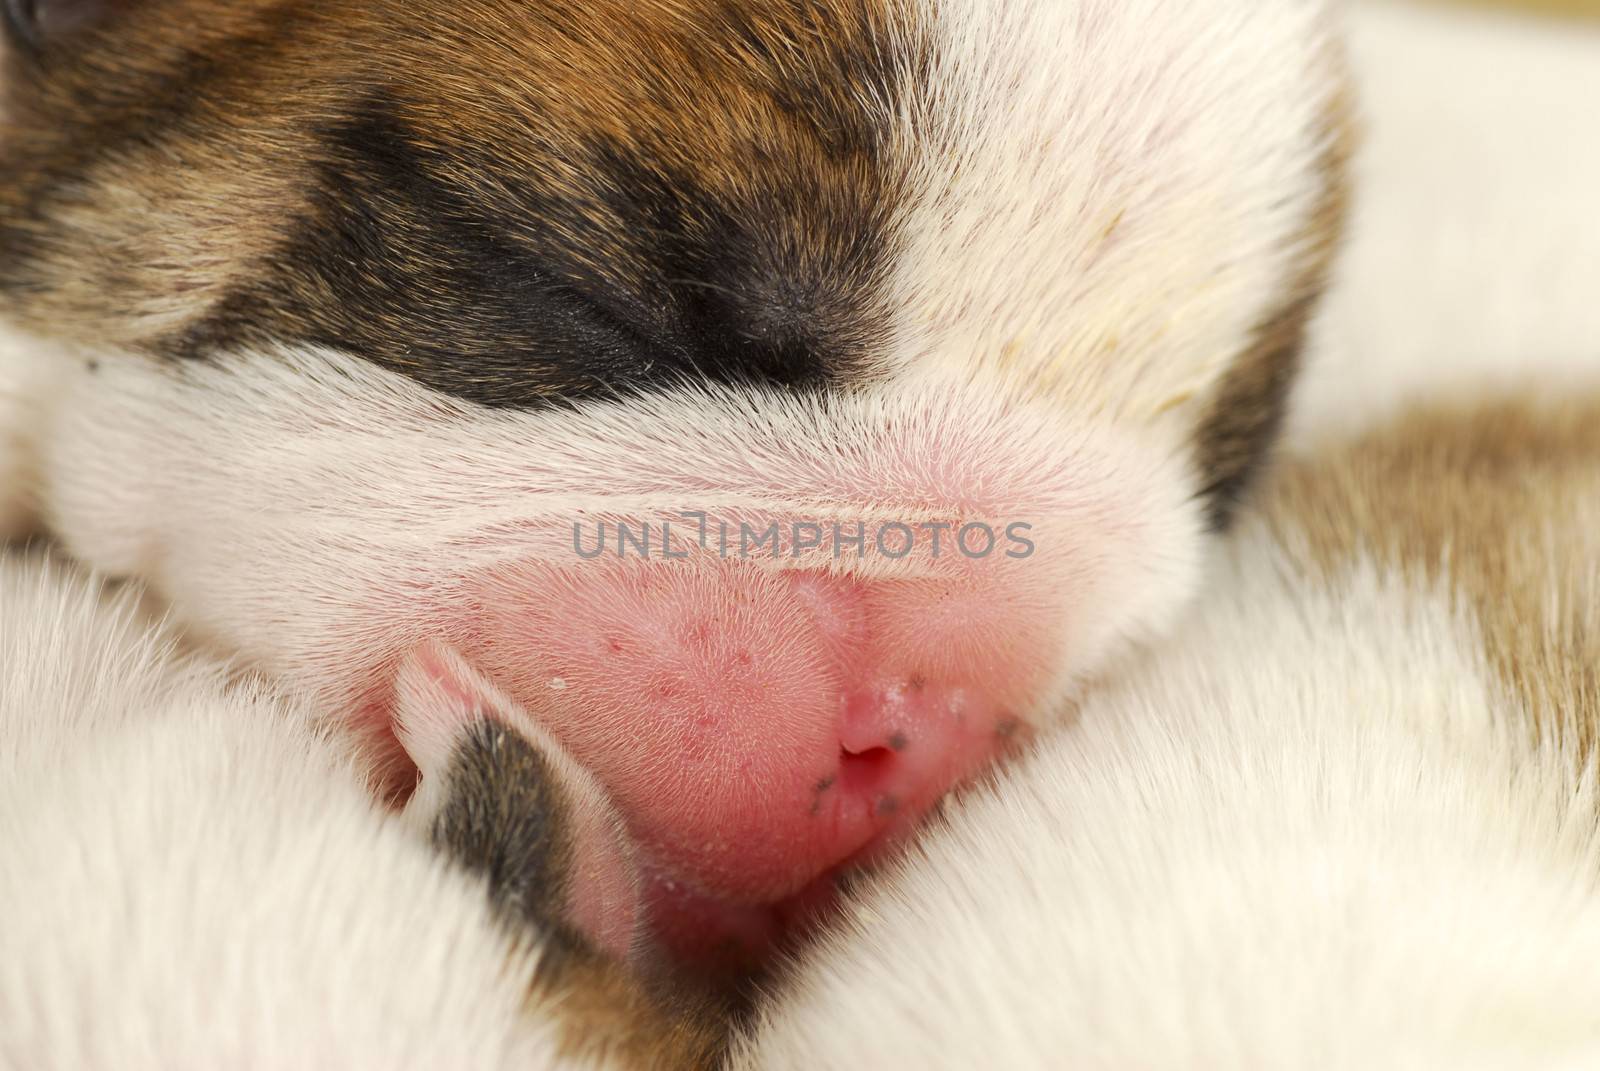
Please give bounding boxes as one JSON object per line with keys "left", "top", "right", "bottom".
{"left": 737, "top": 393, "right": 1600, "bottom": 1069}
{"left": 0, "top": 557, "right": 717, "bottom": 1070}
{"left": 0, "top": 0, "right": 1348, "bottom": 966}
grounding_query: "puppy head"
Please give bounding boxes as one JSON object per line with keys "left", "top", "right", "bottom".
{"left": 0, "top": 0, "right": 1349, "bottom": 966}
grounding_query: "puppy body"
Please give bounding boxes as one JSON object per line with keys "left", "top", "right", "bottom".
{"left": 0, "top": 0, "right": 1347, "bottom": 959}
{"left": 0, "top": 557, "right": 694, "bottom": 1070}
{"left": 738, "top": 393, "right": 1600, "bottom": 1069}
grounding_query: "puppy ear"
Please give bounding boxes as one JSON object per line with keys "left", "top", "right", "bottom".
{"left": 4, "top": 0, "right": 125, "bottom": 53}
{"left": 392, "top": 644, "right": 729, "bottom": 1069}
{"left": 392, "top": 641, "right": 643, "bottom": 963}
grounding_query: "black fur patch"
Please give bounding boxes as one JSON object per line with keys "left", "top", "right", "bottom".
{"left": 430, "top": 716, "right": 578, "bottom": 940}
{"left": 1192, "top": 304, "right": 1308, "bottom": 531}
{"left": 173, "top": 21, "right": 906, "bottom": 407}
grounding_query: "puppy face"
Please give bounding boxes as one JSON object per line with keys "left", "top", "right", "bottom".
{"left": 0, "top": 0, "right": 1348, "bottom": 967}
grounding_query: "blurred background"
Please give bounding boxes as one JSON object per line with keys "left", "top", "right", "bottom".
{"left": 1450, "top": 0, "right": 1600, "bottom": 15}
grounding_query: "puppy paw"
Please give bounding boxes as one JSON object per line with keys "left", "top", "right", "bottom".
{"left": 392, "top": 642, "right": 725, "bottom": 1069}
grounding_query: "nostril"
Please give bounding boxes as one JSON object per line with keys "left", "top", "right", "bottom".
{"left": 830, "top": 681, "right": 1017, "bottom": 860}
{"left": 838, "top": 744, "right": 896, "bottom": 796}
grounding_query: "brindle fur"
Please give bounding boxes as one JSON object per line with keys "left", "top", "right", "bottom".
{"left": 0, "top": 0, "right": 912, "bottom": 406}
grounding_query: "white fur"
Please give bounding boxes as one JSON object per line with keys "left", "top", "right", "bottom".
{"left": 0, "top": 557, "right": 605, "bottom": 1070}
{"left": 896, "top": 0, "right": 1338, "bottom": 430}
{"left": 737, "top": 522, "right": 1600, "bottom": 1069}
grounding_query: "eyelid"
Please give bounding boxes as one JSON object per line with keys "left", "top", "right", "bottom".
{"left": 3, "top": 0, "right": 43, "bottom": 53}
{"left": 4, "top": 0, "right": 113, "bottom": 54}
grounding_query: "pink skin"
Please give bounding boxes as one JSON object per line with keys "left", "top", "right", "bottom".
{"left": 444, "top": 545, "right": 1053, "bottom": 967}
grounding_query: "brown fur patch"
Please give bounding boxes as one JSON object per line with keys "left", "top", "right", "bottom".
{"left": 0, "top": 2, "right": 319, "bottom": 342}
{"left": 1269, "top": 398, "right": 1600, "bottom": 759}
{"left": 531, "top": 953, "right": 727, "bottom": 1071}
{"left": 1193, "top": 31, "right": 1356, "bottom": 529}
{"left": 0, "top": 0, "right": 913, "bottom": 405}
{"left": 1437, "top": 0, "right": 1600, "bottom": 18}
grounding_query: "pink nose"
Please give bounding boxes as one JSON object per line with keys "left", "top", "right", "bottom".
{"left": 453, "top": 550, "right": 1051, "bottom": 962}
{"left": 639, "top": 677, "right": 1028, "bottom": 970}
{"left": 835, "top": 681, "right": 1019, "bottom": 828}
